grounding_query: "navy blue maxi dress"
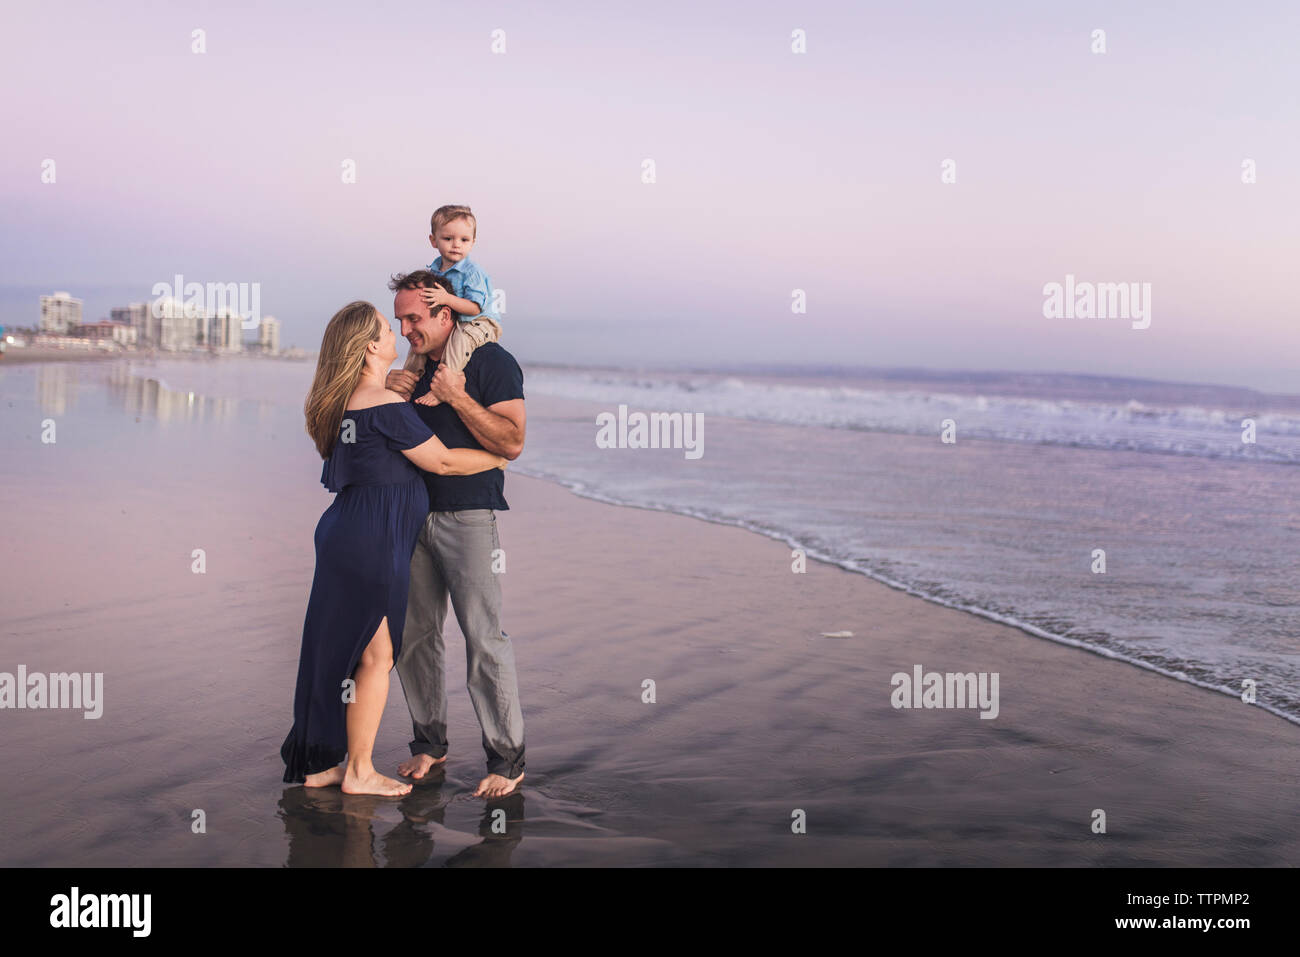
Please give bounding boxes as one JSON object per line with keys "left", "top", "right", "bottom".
{"left": 281, "top": 401, "right": 434, "bottom": 783}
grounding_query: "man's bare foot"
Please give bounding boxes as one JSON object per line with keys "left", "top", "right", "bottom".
{"left": 397, "top": 753, "right": 447, "bottom": 779}
{"left": 342, "top": 766, "right": 412, "bottom": 797}
{"left": 473, "top": 772, "right": 524, "bottom": 798}
{"left": 303, "top": 765, "right": 345, "bottom": 788}
{"left": 414, "top": 393, "right": 442, "bottom": 407}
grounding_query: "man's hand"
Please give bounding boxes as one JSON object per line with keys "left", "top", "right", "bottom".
{"left": 386, "top": 369, "right": 419, "bottom": 399}
{"left": 429, "top": 365, "right": 467, "bottom": 403}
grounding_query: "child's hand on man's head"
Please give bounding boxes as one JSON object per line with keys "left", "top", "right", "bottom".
{"left": 420, "top": 286, "right": 450, "bottom": 310}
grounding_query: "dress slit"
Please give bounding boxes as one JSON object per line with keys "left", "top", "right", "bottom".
{"left": 280, "top": 404, "right": 431, "bottom": 785}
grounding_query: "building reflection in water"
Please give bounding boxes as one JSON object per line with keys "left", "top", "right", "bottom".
{"left": 93, "top": 362, "right": 275, "bottom": 424}
{"left": 33, "top": 363, "right": 78, "bottom": 418}
{"left": 21, "top": 360, "right": 284, "bottom": 428}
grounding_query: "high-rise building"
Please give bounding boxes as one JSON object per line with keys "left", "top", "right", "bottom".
{"left": 155, "top": 298, "right": 199, "bottom": 351}
{"left": 40, "top": 291, "right": 82, "bottom": 334}
{"left": 209, "top": 308, "right": 244, "bottom": 352}
{"left": 111, "top": 302, "right": 153, "bottom": 345}
{"left": 258, "top": 315, "right": 281, "bottom": 354}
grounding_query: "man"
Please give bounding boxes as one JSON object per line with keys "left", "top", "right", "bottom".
{"left": 385, "top": 270, "right": 527, "bottom": 798}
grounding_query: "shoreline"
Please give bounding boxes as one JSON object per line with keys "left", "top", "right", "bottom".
{"left": 7, "top": 346, "right": 1297, "bottom": 405}
{"left": 2, "top": 458, "right": 1297, "bottom": 863}
{"left": 0, "top": 347, "right": 127, "bottom": 364}
{"left": 3, "top": 364, "right": 1297, "bottom": 864}
{"left": 7, "top": 348, "right": 1291, "bottom": 730}
{"left": 0, "top": 348, "right": 314, "bottom": 365}
{"left": 499, "top": 474, "right": 1300, "bottom": 864}
{"left": 514, "top": 463, "right": 1300, "bottom": 732}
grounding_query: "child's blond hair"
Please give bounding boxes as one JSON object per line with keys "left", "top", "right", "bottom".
{"left": 430, "top": 204, "right": 476, "bottom": 238}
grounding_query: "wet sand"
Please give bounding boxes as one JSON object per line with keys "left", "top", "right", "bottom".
{"left": 2, "top": 439, "right": 1298, "bottom": 864}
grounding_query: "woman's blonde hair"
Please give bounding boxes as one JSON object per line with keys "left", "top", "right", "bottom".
{"left": 304, "top": 301, "right": 382, "bottom": 459}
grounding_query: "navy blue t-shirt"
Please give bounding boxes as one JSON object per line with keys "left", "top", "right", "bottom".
{"left": 410, "top": 342, "right": 525, "bottom": 511}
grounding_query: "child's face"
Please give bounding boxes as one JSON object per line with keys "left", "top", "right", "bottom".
{"left": 429, "top": 217, "right": 476, "bottom": 264}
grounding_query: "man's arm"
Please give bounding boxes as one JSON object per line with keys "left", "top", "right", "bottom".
{"left": 453, "top": 395, "right": 526, "bottom": 460}
{"left": 430, "top": 365, "right": 525, "bottom": 459}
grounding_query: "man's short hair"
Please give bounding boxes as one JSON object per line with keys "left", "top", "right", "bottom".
{"left": 388, "top": 271, "right": 454, "bottom": 317}
{"left": 430, "top": 204, "right": 476, "bottom": 237}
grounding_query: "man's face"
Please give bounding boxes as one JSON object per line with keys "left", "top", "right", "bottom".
{"left": 394, "top": 288, "right": 452, "bottom": 357}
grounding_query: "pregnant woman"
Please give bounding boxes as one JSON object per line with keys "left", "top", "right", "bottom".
{"left": 281, "top": 301, "right": 505, "bottom": 796}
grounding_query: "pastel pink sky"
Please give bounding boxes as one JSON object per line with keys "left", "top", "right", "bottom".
{"left": 1, "top": 1, "right": 1297, "bottom": 391}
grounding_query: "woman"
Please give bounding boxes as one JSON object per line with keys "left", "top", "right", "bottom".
{"left": 280, "top": 301, "right": 505, "bottom": 796}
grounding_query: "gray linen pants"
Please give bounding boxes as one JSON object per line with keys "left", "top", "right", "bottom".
{"left": 396, "top": 508, "right": 525, "bottom": 779}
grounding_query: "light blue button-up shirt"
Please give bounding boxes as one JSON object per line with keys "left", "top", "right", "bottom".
{"left": 428, "top": 256, "right": 498, "bottom": 323}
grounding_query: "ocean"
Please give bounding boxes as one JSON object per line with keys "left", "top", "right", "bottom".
{"left": 6, "top": 354, "right": 1299, "bottom": 727}
{"left": 518, "top": 364, "right": 1300, "bottom": 725}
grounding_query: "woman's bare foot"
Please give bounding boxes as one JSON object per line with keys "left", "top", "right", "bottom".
{"left": 342, "top": 766, "right": 412, "bottom": 797}
{"left": 473, "top": 772, "right": 524, "bottom": 798}
{"left": 397, "top": 753, "right": 447, "bottom": 779}
{"left": 303, "top": 765, "right": 345, "bottom": 788}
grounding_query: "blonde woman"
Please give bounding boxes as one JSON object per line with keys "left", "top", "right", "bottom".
{"left": 281, "top": 301, "right": 505, "bottom": 796}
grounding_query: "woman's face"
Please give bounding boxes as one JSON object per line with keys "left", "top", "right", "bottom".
{"left": 372, "top": 311, "right": 398, "bottom": 363}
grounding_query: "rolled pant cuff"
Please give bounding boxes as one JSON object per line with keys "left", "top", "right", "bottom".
{"left": 409, "top": 740, "right": 449, "bottom": 759}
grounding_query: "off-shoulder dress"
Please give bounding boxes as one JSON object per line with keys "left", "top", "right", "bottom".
{"left": 280, "top": 401, "right": 433, "bottom": 783}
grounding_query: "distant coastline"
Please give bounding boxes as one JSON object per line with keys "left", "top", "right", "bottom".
{"left": 0, "top": 347, "right": 315, "bottom": 365}
{"left": 0, "top": 347, "right": 124, "bottom": 365}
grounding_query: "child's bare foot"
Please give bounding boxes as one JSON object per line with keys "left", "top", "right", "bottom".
{"left": 414, "top": 392, "right": 441, "bottom": 407}
{"left": 303, "top": 765, "right": 345, "bottom": 788}
{"left": 342, "top": 766, "right": 412, "bottom": 797}
{"left": 473, "top": 771, "right": 524, "bottom": 798}
{"left": 397, "top": 753, "right": 447, "bottom": 779}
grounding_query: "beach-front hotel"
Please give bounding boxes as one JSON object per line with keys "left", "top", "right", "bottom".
{"left": 39, "top": 291, "right": 82, "bottom": 334}
{"left": 24, "top": 291, "right": 282, "bottom": 356}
